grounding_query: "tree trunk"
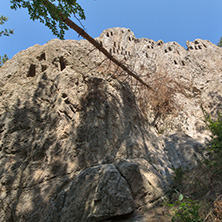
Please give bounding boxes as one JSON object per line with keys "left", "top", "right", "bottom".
{"left": 63, "top": 17, "right": 154, "bottom": 91}
{"left": 43, "top": 0, "right": 154, "bottom": 91}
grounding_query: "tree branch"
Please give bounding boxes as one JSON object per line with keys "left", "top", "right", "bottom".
{"left": 42, "top": 0, "right": 154, "bottom": 91}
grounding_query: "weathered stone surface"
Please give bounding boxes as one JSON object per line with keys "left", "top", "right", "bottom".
{"left": 49, "top": 164, "right": 135, "bottom": 222}
{"left": 115, "top": 159, "right": 166, "bottom": 208}
{"left": 97, "top": 28, "right": 222, "bottom": 140}
{"left": 0, "top": 27, "right": 221, "bottom": 221}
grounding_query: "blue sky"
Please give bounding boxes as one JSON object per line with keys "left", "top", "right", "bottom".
{"left": 1, "top": 0, "right": 222, "bottom": 59}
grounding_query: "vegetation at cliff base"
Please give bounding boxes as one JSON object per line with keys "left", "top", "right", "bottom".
{"left": 166, "top": 110, "right": 222, "bottom": 222}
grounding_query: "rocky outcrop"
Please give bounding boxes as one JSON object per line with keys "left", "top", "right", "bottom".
{"left": 0, "top": 27, "right": 221, "bottom": 221}
{"left": 98, "top": 28, "right": 222, "bottom": 138}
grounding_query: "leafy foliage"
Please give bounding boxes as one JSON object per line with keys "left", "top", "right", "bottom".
{"left": 201, "top": 109, "right": 222, "bottom": 180}
{"left": 0, "top": 54, "right": 9, "bottom": 67}
{"left": 0, "top": 15, "right": 14, "bottom": 36}
{"left": 166, "top": 110, "right": 222, "bottom": 222}
{"left": 0, "top": 15, "right": 13, "bottom": 67}
{"left": 10, "top": 0, "right": 85, "bottom": 39}
{"left": 168, "top": 194, "right": 203, "bottom": 222}
{"left": 203, "top": 110, "right": 222, "bottom": 152}
{"left": 217, "top": 37, "right": 222, "bottom": 47}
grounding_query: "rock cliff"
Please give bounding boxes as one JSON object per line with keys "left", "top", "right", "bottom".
{"left": 0, "top": 27, "right": 222, "bottom": 221}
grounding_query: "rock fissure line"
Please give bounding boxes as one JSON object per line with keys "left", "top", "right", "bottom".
{"left": 114, "top": 164, "right": 135, "bottom": 199}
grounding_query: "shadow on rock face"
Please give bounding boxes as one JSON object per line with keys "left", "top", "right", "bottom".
{"left": 75, "top": 77, "right": 141, "bottom": 169}
{"left": 57, "top": 164, "right": 135, "bottom": 222}
{"left": 0, "top": 72, "right": 70, "bottom": 221}
{"left": 164, "top": 133, "right": 205, "bottom": 170}
{"left": 0, "top": 72, "right": 151, "bottom": 221}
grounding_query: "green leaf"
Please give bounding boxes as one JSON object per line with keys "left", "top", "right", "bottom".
{"left": 10, "top": 0, "right": 86, "bottom": 39}
{"left": 179, "top": 194, "right": 184, "bottom": 201}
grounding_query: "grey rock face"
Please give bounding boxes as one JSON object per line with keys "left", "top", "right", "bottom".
{"left": 56, "top": 164, "right": 134, "bottom": 222}
{"left": 0, "top": 27, "right": 221, "bottom": 221}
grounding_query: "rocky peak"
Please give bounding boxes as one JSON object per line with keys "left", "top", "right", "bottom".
{"left": 96, "top": 28, "right": 222, "bottom": 87}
